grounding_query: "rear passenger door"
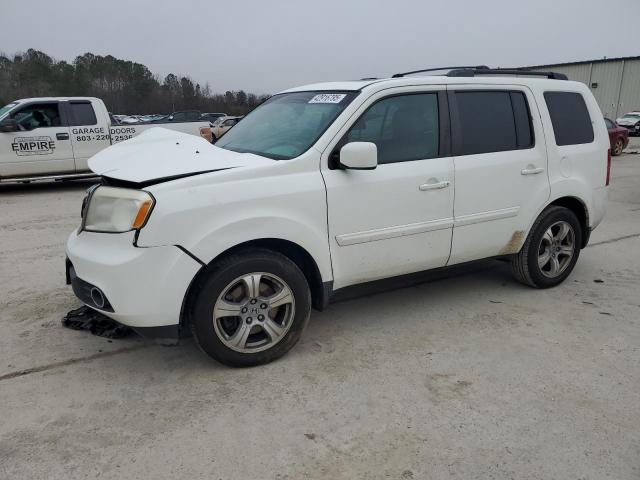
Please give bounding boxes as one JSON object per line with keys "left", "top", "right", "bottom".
{"left": 66, "top": 101, "right": 110, "bottom": 171}
{"left": 448, "top": 87, "right": 550, "bottom": 264}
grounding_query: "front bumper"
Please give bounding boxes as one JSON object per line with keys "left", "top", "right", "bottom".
{"left": 66, "top": 230, "right": 201, "bottom": 331}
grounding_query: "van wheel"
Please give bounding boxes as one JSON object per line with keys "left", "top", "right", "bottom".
{"left": 511, "top": 206, "right": 582, "bottom": 288}
{"left": 612, "top": 139, "right": 624, "bottom": 156}
{"left": 190, "top": 248, "right": 311, "bottom": 367}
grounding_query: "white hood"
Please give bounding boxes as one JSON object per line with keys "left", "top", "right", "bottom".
{"left": 89, "top": 127, "right": 274, "bottom": 184}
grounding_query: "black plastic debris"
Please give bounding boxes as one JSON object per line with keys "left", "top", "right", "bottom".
{"left": 62, "top": 306, "right": 133, "bottom": 339}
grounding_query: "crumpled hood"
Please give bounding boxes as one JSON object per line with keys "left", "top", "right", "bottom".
{"left": 89, "top": 127, "right": 274, "bottom": 184}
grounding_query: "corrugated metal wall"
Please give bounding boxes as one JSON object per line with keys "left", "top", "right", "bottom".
{"left": 619, "top": 60, "right": 640, "bottom": 115}
{"left": 534, "top": 58, "right": 640, "bottom": 118}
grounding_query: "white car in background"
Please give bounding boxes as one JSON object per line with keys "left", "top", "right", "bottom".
{"left": 616, "top": 111, "right": 640, "bottom": 136}
{"left": 211, "top": 115, "right": 242, "bottom": 141}
{"left": 66, "top": 67, "right": 609, "bottom": 367}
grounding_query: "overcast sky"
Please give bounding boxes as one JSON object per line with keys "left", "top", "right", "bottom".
{"left": 1, "top": 0, "right": 639, "bottom": 94}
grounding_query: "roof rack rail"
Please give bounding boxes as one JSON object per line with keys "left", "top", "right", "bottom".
{"left": 447, "top": 68, "right": 568, "bottom": 80}
{"left": 391, "top": 65, "right": 489, "bottom": 78}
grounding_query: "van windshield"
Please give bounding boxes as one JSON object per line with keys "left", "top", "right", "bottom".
{"left": 215, "top": 91, "right": 358, "bottom": 160}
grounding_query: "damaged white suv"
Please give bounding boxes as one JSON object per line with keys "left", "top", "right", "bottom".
{"left": 67, "top": 67, "right": 610, "bottom": 366}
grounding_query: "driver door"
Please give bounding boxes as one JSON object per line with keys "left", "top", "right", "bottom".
{"left": 0, "top": 101, "right": 75, "bottom": 177}
{"left": 321, "top": 88, "right": 455, "bottom": 289}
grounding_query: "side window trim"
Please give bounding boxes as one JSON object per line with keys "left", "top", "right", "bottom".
{"left": 329, "top": 90, "right": 450, "bottom": 169}
{"left": 448, "top": 88, "right": 536, "bottom": 157}
{"left": 509, "top": 91, "right": 536, "bottom": 149}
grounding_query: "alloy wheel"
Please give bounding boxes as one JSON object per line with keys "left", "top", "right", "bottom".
{"left": 537, "top": 220, "right": 575, "bottom": 278}
{"left": 212, "top": 272, "right": 295, "bottom": 353}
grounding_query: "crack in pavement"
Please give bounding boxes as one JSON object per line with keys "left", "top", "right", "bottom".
{"left": 588, "top": 232, "right": 640, "bottom": 247}
{"left": 0, "top": 344, "right": 149, "bottom": 382}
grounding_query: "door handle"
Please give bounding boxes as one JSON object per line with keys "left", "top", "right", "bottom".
{"left": 419, "top": 180, "right": 450, "bottom": 191}
{"left": 56, "top": 133, "right": 69, "bottom": 140}
{"left": 521, "top": 167, "right": 544, "bottom": 175}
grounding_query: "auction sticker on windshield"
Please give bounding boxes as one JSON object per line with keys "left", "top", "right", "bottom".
{"left": 308, "top": 93, "right": 347, "bottom": 104}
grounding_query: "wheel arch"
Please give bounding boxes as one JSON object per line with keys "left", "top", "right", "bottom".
{"left": 545, "top": 196, "right": 590, "bottom": 248}
{"left": 180, "top": 238, "right": 330, "bottom": 329}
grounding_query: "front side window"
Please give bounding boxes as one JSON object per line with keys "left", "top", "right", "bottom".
{"left": 68, "top": 102, "right": 97, "bottom": 126}
{"left": 544, "top": 91, "right": 594, "bottom": 146}
{"left": 9, "top": 103, "right": 61, "bottom": 130}
{"left": 216, "top": 91, "right": 357, "bottom": 160}
{"left": 344, "top": 93, "right": 439, "bottom": 164}
{"left": 454, "top": 90, "right": 533, "bottom": 156}
{"left": 604, "top": 118, "right": 614, "bottom": 129}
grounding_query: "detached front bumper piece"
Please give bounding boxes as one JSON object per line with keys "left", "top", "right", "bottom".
{"left": 66, "top": 230, "right": 202, "bottom": 335}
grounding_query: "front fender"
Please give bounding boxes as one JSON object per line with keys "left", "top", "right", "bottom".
{"left": 188, "top": 215, "right": 333, "bottom": 281}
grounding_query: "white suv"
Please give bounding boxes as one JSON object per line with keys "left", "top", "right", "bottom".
{"left": 66, "top": 67, "right": 610, "bottom": 367}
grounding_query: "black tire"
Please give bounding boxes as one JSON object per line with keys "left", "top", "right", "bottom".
{"left": 511, "top": 206, "right": 582, "bottom": 288}
{"left": 190, "top": 248, "right": 311, "bottom": 367}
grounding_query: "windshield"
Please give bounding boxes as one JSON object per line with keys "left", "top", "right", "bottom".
{"left": 0, "top": 102, "right": 19, "bottom": 119}
{"left": 620, "top": 114, "right": 640, "bottom": 120}
{"left": 216, "top": 91, "right": 358, "bottom": 160}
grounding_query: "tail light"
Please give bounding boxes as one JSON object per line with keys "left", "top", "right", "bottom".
{"left": 606, "top": 148, "right": 612, "bottom": 186}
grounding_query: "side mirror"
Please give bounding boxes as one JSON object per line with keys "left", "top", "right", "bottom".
{"left": 0, "top": 119, "right": 18, "bottom": 133}
{"left": 339, "top": 142, "right": 377, "bottom": 170}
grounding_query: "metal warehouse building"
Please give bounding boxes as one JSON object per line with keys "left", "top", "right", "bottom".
{"left": 528, "top": 56, "right": 640, "bottom": 119}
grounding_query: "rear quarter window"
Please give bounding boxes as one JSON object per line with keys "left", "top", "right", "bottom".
{"left": 544, "top": 92, "right": 594, "bottom": 146}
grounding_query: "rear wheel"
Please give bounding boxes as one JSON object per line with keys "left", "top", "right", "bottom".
{"left": 511, "top": 206, "right": 582, "bottom": 288}
{"left": 612, "top": 138, "right": 624, "bottom": 156}
{"left": 190, "top": 248, "right": 311, "bottom": 367}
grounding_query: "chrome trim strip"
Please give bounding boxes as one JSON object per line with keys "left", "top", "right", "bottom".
{"left": 0, "top": 172, "right": 98, "bottom": 184}
{"left": 453, "top": 206, "right": 520, "bottom": 227}
{"left": 336, "top": 218, "right": 454, "bottom": 246}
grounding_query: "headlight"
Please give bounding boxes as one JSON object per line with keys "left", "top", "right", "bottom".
{"left": 82, "top": 186, "right": 155, "bottom": 233}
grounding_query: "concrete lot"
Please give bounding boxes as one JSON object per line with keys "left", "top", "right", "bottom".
{"left": 1, "top": 139, "right": 639, "bottom": 479}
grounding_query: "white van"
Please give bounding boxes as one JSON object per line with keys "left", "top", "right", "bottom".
{"left": 0, "top": 97, "right": 212, "bottom": 182}
{"left": 66, "top": 67, "right": 610, "bottom": 367}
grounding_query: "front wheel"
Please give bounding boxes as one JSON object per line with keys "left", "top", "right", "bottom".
{"left": 511, "top": 206, "right": 582, "bottom": 288}
{"left": 190, "top": 248, "right": 311, "bottom": 367}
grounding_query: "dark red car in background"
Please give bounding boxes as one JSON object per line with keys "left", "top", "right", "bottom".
{"left": 605, "top": 118, "right": 629, "bottom": 156}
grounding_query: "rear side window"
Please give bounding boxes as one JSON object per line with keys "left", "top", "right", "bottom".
{"left": 454, "top": 90, "right": 533, "bottom": 156}
{"left": 68, "top": 102, "right": 97, "bottom": 126}
{"left": 544, "top": 92, "right": 594, "bottom": 146}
